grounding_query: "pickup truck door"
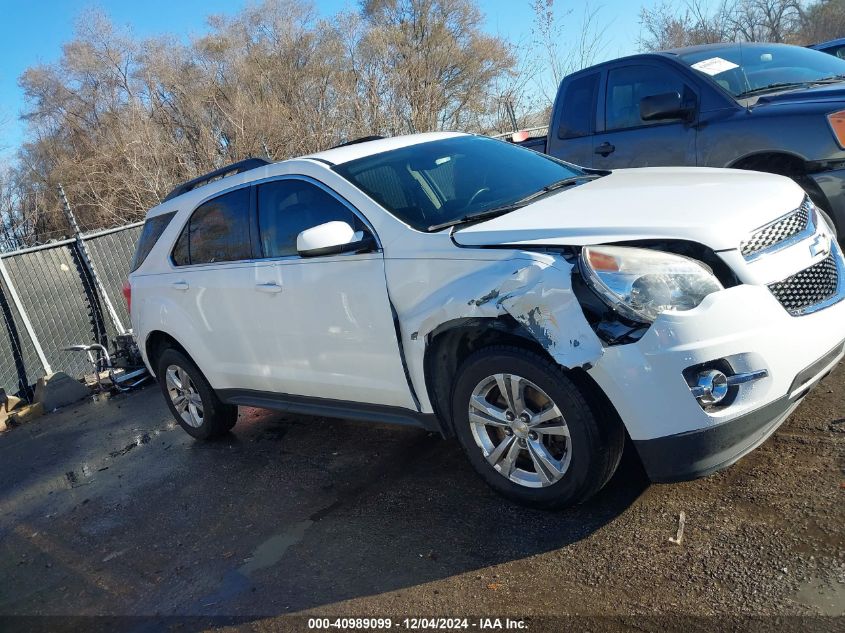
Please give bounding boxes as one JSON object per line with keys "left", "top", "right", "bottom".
{"left": 592, "top": 63, "right": 698, "bottom": 170}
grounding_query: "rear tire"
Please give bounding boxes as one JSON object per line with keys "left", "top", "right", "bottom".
{"left": 156, "top": 348, "right": 238, "bottom": 439}
{"left": 451, "top": 345, "right": 624, "bottom": 509}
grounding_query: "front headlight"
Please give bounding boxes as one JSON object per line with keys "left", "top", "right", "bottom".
{"left": 580, "top": 245, "right": 724, "bottom": 323}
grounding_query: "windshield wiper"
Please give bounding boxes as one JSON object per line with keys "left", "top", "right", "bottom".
{"left": 427, "top": 205, "right": 525, "bottom": 232}
{"left": 735, "top": 82, "right": 810, "bottom": 98}
{"left": 810, "top": 74, "right": 845, "bottom": 84}
{"left": 427, "top": 174, "right": 602, "bottom": 232}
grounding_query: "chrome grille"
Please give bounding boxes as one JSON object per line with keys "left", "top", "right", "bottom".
{"left": 740, "top": 201, "right": 811, "bottom": 259}
{"left": 768, "top": 253, "right": 840, "bottom": 315}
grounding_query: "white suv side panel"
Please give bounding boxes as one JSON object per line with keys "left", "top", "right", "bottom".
{"left": 245, "top": 250, "right": 415, "bottom": 408}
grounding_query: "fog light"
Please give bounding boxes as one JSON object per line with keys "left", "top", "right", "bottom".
{"left": 692, "top": 369, "right": 729, "bottom": 405}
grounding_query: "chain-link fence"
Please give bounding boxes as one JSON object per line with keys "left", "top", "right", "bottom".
{"left": 0, "top": 222, "right": 142, "bottom": 401}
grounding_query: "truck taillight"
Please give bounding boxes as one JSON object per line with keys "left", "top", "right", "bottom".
{"left": 122, "top": 281, "right": 131, "bottom": 314}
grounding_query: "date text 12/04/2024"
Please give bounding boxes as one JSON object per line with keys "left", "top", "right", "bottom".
{"left": 307, "top": 617, "right": 528, "bottom": 630}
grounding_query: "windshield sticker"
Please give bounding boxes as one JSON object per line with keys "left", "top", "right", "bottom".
{"left": 691, "top": 57, "right": 740, "bottom": 76}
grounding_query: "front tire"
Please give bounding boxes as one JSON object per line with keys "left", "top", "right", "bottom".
{"left": 157, "top": 348, "right": 238, "bottom": 439}
{"left": 452, "top": 346, "right": 623, "bottom": 509}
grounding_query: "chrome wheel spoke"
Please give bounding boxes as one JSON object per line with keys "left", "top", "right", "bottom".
{"left": 530, "top": 405, "right": 562, "bottom": 426}
{"left": 533, "top": 422, "right": 570, "bottom": 437}
{"left": 498, "top": 438, "right": 522, "bottom": 477}
{"left": 165, "top": 367, "right": 182, "bottom": 391}
{"left": 527, "top": 438, "right": 563, "bottom": 485}
{"left": 495, "top": 373, "right": 526, "bottom": 414}
{"left": 187, "top": 392, "right": 203, "bottom": 408}
{"left": 469, "top": 395, "right": 510, "bottom": 428}
{"left": 177, "top": 367, "right": 189, "bottom": 390}
{"left": 486, "top": 435, "right": 516, "bottom": 468}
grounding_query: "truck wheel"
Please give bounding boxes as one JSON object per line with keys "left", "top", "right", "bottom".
{"left": 451, "top": 346, "right": 624, "bottom": 509}
{"left": 157, "top": 348, "right": 238, "bottom": 439}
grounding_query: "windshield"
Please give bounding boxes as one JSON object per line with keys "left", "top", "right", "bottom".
{"left": 677, "top": 43, "right": 845, "bottom": 98}
{"left": 333, "top": 135, "right": 583, "bottom": 231}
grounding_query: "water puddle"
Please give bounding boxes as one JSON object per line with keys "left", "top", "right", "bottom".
{"left": 794, "top": 579, "right": 845, "bottom": 615}
{"left": 239, "top": 520, "right": 313, "bottom": 575}
{"left": 194, "top": 519, "right": 315, "bottom": 610}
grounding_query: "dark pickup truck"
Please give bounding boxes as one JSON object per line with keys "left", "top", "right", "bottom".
{"left": 526, "top": 42, "right": 845, "bottom": 238}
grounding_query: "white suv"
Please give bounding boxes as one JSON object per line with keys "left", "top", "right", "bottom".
{"left": 128, "top": 132, "right": 845, "bottom": 508}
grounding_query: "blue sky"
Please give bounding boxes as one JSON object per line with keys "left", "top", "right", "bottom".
{"left": 0, "top": 0, "right": 654, "bottom": 159}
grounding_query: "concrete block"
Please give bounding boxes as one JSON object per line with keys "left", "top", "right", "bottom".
{"left": 33, "top": 372, "right": 91, "bottom": 411}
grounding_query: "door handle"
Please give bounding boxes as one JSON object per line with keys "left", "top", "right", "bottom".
{"left": 595, "top": 142, "right": 615, "bottom": 157}
{"left": 255, "top": 282, "right": 282, "bottom": 294}
{"left": 171, "top": 281, "right": 189, "bottom": 291}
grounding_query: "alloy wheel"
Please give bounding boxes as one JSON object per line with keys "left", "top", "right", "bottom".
{"left": 165, "top": 364, "right": 204, "bottom": 428}
{"left": 468, "top": 373, "right": 571, "bottom": 488}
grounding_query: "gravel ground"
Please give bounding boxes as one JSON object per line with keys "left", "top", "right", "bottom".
{"left": 0, "top": 360, "right": 842, "bottom": 632}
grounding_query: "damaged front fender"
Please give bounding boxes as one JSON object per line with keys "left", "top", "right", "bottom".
{"left": 395, "top": 252, "right": 604, "bottom": 412}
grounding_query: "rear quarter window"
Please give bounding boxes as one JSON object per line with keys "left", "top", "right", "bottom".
{"left": 558, "top": 73, "right": 599, "bottom": 139}
{"left": 130, "top": 211, "right": 176, "bottom": 272}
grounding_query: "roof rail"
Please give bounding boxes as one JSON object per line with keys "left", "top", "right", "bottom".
{"left": 330, "top": 135, "right": 384, "bottom": 149}
{"left": 163, "top": 157, "right": 272, "bottom": 202}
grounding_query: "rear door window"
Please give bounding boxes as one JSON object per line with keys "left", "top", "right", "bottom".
{"left": 256, "top": 179, "right": 364, "bottom": 258}
{"left": 171, "top": 187, "right": 252, "bottom": 266}
{"left": 558, "top": 73, "right": 599, "bottom": 139}
{"left": 131, "top": 211, "right": 176, "bottom": 272}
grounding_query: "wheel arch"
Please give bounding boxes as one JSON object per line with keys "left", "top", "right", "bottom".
{"left": 727, "top": 149, "right": 809, "bottom": 173}
{"left": 145, "top": 330, "right": 192, "bottom": 378}
{"left": 728, "top": 150, "right": 829, "bottom": 207}
{"left": 422, "top": 316, "right": 616, "bottom": 437}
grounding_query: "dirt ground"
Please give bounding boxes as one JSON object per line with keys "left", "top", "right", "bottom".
{"left": 0, "top": 360, "right": 843, "bottom": 632}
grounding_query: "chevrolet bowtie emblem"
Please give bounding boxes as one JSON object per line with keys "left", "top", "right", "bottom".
{"left": 809, "top": 233, "right": 831, "bottom": 258}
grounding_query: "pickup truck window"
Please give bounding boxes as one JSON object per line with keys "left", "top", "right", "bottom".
{"left": 678, "top": 43, "right": 845, "bottom": 98}
{"left": 256, "top": 179, "right": 364, "bottom": 258}
{"left": 558, "top": 73, "right": 598, "bottom": 139}
{"left": 334, "top": 135, "right": 582, "bottom": 232}
{"left": 606, "top": 65, "right": 689, "bottom": 131}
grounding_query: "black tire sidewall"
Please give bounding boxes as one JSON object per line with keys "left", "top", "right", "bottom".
{"left": 156, "top": 348, "right": 236, "bottom": 439}
{"left": 452, "top": 347, "right": 604, "bottom": 508}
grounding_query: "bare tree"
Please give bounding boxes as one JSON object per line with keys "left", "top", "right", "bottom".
{"left": 355, "top": 0, "right": 515, "bottom": 133}
{"left": 799, "top": 0, "right": 845, "bottom": 43}
{"left": 639, "top": 0, "right": 808, "bottom": 51}
{"left": 530, "top": 0, "right": 610, "bottom": 103}
{"left": 7, "top": 0, "right": 515, "bottom": 246}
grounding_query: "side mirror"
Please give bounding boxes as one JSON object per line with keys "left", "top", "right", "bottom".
{"left": 296, "top": 221, "right": 376, "bottom": 258}
{"left": 639, "top": 91, "right": 693, "bottom": 122}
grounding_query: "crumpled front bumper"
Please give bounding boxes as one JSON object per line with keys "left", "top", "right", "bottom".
{"left": 586, "top": 276, "right": 845, "bottom": 482}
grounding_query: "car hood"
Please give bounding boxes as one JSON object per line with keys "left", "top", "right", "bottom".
{"left": 753, "top": 82, "right": 845, "bottom": 106}
{"left": 451, "top": 167, "right": 804, "bottom": 251}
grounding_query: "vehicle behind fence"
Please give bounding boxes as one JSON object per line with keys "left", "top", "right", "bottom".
{"left": 0, "top": 223, "right": 142, "bottom": 401}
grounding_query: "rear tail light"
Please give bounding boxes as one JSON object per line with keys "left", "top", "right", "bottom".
{"left": 122, "top": 281, "right": 132, "bottom": 314}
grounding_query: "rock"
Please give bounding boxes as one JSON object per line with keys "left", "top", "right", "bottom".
{"left": 33, "top": 372, "right": 91, "bottom": 411}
